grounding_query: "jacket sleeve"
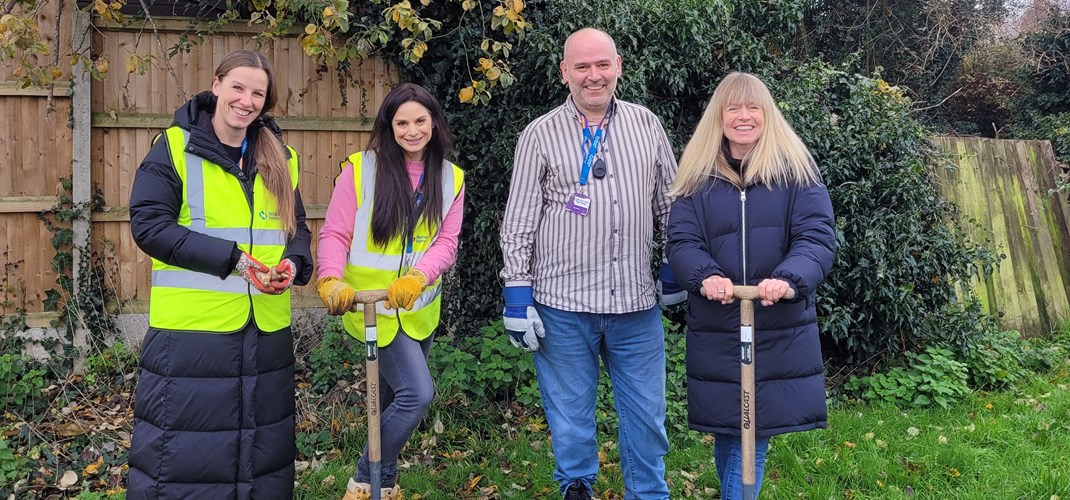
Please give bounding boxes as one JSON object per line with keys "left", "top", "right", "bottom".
{"left": 283, "top": 187, "right": 313, "bottom": 286}
{"left": 666, "top": 193, "right": 724, "bottom": 294}
{"left": 770, "top": 182, "right": 837, "bottom": 298}
{"left": 129, "top": 140, "right": 240, "bottom": 280}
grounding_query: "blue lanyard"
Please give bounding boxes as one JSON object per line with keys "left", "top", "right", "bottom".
{"left": 238, "top": 137, "right": 248, "bottom": 169}
{"left": 578, "top": 114, "right": 607, "bottom": 187}
{"left": 406, "top": 173, "right": 425, "bottom": 254}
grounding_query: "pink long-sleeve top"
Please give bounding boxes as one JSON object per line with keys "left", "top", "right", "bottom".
{"left": 317, "top": 159, "right": 465, "bottom": 283}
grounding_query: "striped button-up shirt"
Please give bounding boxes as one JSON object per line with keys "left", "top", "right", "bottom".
{"left": 500, "top": 97, "right": 678, "bottom": 314}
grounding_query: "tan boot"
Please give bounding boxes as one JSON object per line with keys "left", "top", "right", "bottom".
{"left": 342, "top": 478, "right": 403, "bottom": 500}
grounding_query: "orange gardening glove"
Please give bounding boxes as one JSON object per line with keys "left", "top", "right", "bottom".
{"left": 315, "top": 276, "right": 355, "bottom": 316}
{"left": 386, "top": 269, "right": 428, "bottom": 310}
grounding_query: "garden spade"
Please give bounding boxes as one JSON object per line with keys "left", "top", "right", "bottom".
{"left": 352, "top": 289, "right": 389, "bottom": 500}
{"left": 706, "top": 284, "right": 795, "bottom": 500}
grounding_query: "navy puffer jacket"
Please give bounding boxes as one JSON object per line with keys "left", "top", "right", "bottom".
{"left": 666, "top": 174, "right": 836, "bottom": 438}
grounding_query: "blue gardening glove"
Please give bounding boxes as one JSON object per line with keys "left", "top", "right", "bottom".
{"left": 657, "top": 260, "right": 687, "bottom": 310}
{"left": 503, "top": 284, "right": 545, "bottom": 352}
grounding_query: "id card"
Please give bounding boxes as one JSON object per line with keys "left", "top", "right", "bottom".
{"left": 565, "top": 192, "right": 591, "bottom": 216}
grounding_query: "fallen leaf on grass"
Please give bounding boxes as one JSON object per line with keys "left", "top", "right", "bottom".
{"left": 464, "top": 474, "right": 483, "bottom": 493}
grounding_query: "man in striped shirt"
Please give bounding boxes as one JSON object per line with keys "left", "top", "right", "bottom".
{"left": 499, "top": 27, "right": 681, "bottom": 500}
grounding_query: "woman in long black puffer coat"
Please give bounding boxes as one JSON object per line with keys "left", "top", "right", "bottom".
{"left": 666, "top": 71, "right": 836, "bottom": 500}
{"left": 126, "top": 50, "right": 312, "bottom": 499}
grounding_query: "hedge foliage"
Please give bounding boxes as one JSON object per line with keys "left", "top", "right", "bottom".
{"left": 378, "top": 0, "right": 997, "bottom": 372}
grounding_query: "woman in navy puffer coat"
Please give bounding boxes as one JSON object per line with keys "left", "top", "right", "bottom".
{"left": 666, "top": 72, "right": 836, "bottom": 499}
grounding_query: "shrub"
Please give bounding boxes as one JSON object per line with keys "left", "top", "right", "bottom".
{"left": 768, "top": 60, "right": 997, "bottom": 370}
{"left": 428, "top": 320, "right": 540, "bottom": 407}
{"left": 0, "top": 353, "right": 47, "bottom": 414}
{"left": 845, "top": 345, "right": 970, "bottom": 408}
{"left": 83, "top": 342, "right": 137, "bottom": 386}
{"left": 0, "top": 436, "right": 25, "bottom": 490}
{"left": 305, "top": 318, "right": 364, "bottom": 394}
{"left": 960, "top": 330, "right": 1034, "bottom": 390}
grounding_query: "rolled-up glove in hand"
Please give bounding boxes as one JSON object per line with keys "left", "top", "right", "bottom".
{"left": 234, "top": 251, "right": 275, "bottom": 294}
{"left": 270, "top": 258, "right": 296, "bottom": 293}
{"left": 657, "top": 260, "right": 687, "bottom": 310}
{"left": 386, "top": 269, "right": 428, "bottom": 310}
{"left": 503, "top": 284, "right": 545, "bottom": 352}
{"left": 315, "top": 276, "right": 355, "bottom": 316}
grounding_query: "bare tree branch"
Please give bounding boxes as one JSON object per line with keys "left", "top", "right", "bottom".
{"left": 136, "top": 0, "right": 188, "bottom": 102}
{"left": 909, "top": 86, "right": 964, "bottom": 113}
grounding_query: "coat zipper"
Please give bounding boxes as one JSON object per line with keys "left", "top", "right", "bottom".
{"left": 740, "top": 189, "right": 748, "bottom": 285}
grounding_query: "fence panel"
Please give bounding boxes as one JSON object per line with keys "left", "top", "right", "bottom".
{"left": 931, "top": 136, "right": 1070, "bottom": 335}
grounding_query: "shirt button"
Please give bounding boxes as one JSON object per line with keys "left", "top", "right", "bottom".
{"left": 613, "top": 200, "right": 618, "bottom": 204}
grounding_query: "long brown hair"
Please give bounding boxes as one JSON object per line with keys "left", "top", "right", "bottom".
{"left": 367, "top": 83, "right": 453, "bottom": 248}
{"left": 214, "top": 50, "right": 296, "bottom": 237}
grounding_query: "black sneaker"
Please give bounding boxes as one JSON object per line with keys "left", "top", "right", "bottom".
{"left": 564, "top": 480, "right": 592, "bottom": 500}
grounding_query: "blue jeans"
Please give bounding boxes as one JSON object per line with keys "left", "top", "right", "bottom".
{"left": 714, "top": 433, "right": 770, "bottom": 500}
{"left": 533, "top": 303, "right": 669, "bottom": 500}
{"left": 354, "top": 332, "right": 435, "bottom": 487}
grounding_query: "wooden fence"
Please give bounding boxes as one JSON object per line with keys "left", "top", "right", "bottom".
{"left": 1, "top": 7, "right": 399, "bottom": 327}
{"left": 931, "top": 137, "right": 1070, "bottom": 336}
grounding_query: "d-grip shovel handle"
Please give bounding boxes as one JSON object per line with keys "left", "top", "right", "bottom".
{"left": 701, "top": 284, "right": 797, "bottom": 301}
{"left": 350, "top": 289, "right": 389, "bottom": 311}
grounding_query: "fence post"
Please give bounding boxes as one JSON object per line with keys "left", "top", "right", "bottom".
{"left": 70, "top": 5, "right": 92, "bottom": 365}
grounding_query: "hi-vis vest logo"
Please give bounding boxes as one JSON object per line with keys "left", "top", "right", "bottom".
{"left": 258, "top": 210, "right": 280, "bottom": 221}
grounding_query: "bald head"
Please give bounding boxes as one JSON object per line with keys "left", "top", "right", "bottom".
{"left": 560, "top": 28, "right": 622, "bottom": 119}
{"left": 563, "top": 28, "right": 618, "bottom": 61}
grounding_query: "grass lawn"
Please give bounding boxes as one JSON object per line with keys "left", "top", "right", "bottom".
{"left": 295, "top": 364, "right": 1070, "bottom": 499}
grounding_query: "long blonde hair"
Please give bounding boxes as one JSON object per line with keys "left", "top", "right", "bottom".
{"left": 671, "top": 72, "right": 819, "bottom": 197}
{"left": 214, "top": 50, "right": 296, "bottom": 238}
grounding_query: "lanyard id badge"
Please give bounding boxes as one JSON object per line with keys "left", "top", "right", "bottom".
{"left": 565, "top": 191, "right": 591, "bottom": 216}
{"left": 567, "top": 112, "right": 606, "bottom": 217}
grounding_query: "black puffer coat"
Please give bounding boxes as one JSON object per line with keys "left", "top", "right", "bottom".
{"left": 666, "top": 175, "right": 836, "bottom": 438}
{"left": 126, "top": 92, "right": 311, "bottom": 499}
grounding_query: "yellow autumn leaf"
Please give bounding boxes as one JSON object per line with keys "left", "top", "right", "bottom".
{"left": 493, "top": 5, "right": 505, "bottom": 16}
{"left": 95, "top": 57, "right": 109, "bottom": 75}
{"left": 323, "top": 5, "right": 334, "bottom": 17}
{"left": 464, "top": 475, "right": 483, "bottom": 492}
{"left": 125, "top": 55, "right": 139, "bottom": 73}
{"left": 459, "top": 86, "right": 474, "bottom": 103}
{"left": 485, "top": 66, "right": 501, "bottom": 80}
{"left": 412, "top": 41, "right": 427, "bottom": 59}
{"left": 478, "top": 57, "right": 494, "bottom": 70}
{"left": 304, "top": 23, "right": 317, "bottom": 35}
{"left": 83, "top": 456, "right": 104, "bottom": 476}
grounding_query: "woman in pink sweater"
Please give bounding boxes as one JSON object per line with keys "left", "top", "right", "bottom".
{"left": 315, "top": 83, "right": 465, "bottom": 500}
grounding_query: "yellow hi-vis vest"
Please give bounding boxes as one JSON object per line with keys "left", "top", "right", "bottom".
{"left": 148, "top": 126, "right": 299, "bottom": 333}
{"left": 340, "top": 151, "right": 464, "bottom": 346}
